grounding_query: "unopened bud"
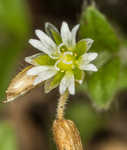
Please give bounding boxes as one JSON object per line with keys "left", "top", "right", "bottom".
{"left": 53, "top": 119, "right": 83, "bottom": 150}
{"left": 3, "top": 66, "right": 36, "bottom": 103}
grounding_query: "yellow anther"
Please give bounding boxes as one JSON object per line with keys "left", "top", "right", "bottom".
{"left": 74, "top": 53, "right": 77, "bottom": 57}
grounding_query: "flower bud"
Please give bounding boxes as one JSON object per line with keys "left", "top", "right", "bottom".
{"left": 53, "top": 119, "right": 83, "bottom": 150}
{"left": 3, "top": 66, "right": 36, "bottom": 103}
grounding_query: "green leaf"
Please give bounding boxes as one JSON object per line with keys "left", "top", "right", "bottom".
{"left": 44, "top": 72, "right": 64, "bottom": 93}
{"left": 74, "top": 39, "right": 87, "bottom": 57}
{"left": 87, "top": 57, "right": 120, "bottom": 109}
{"left": 93, "top": 51, "right": 111, "bottom": 69}
{"left": 0, "top": 122, "right": 17, "bottom": 150}
{"left": 79, "top": 5, "right": 120, "bottom": 52}
{"left": 45, "top": 23, "right": 62, "bottom": 45}
{"left": 34, "top": 54, "right": 56, "bottom": 65}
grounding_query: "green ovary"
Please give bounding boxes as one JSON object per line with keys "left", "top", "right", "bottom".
{"left": 57, "top": 52, "right": 75, "bottom": 71}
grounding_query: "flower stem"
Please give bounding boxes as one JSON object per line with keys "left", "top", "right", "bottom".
{"left": 56, "top": 90, "right": 69, "bottom": 119}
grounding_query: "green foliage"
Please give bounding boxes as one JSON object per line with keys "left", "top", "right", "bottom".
{"left": 0, "top": 122, "right": 17, "bottom": 150}
{"left": 87, "top": 58, "right": 120, "bottom": 109}
{"left": 79, "top": 4, "right": 123, "bottom": 109}
{"left": 79, "top": 5, "right": 120, "bottom": 52}
{"left": 0, "top": 0, "right": 30, "bottom": 100}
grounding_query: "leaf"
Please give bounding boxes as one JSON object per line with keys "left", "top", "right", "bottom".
{"left": 0, "top": 122, "right": 17, "bottom": 150}
{"left": 87, "top": 57, "right": 120, "bottom": 109}
{"left": 79, "top": 5, "right": 120, "bottom": 52}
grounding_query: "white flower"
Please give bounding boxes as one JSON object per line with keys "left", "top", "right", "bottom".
{"left": 26, "top": 21, "right": 98, "bottom": 95}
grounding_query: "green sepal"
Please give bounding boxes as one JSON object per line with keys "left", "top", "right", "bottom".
{"left": 34, "top": 54, "right": 56, "bottom": 66}
{"left": 74, "top": 68, "right": 84, "bottom": 84}
{"left": 45, "top": 23, "right": 62, "bottom": 45}
{"left": 74, "top": 40, "right": 87, "bottom": 57}
{"left": 44, "top": 72, "right": 64, "bottom": 93}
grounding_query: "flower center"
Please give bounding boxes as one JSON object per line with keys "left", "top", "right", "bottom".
{"left": 56, "top": 52, "right": 75, "bottom": 71}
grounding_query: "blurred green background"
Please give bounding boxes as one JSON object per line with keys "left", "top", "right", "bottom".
{"left": 1, "top": 0, "right": 127, "bottom": 150}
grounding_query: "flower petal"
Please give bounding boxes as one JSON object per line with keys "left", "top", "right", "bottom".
{"left": 59, "top": 71, "right": 75, "bottom": 95}
{"left": 85, "top": 38, "right": 94, "bottom": 51}
{"left": 35, "top": 29, "right": 56, "bottom": 48}
{"left": 25, "top": 53, "right": 43, "bottom": 65}
{"left": 68, "top": 74, "right": 75, "bottom": 95}
{"left": 61, "top": 22, "right": 72, "bottom": 47}
{"left": 33, "top": 67, "right": 57, "bottom": 85}
{"left": 80, "top": 63, "right": 98, "bottom": 72}
{"left": 27, "top": 66, "right": 50, "bottom": 76}
{"left": 29, "top": 39, "right": 54, "bottom": 57}
{"left": 35, "top": 30, "right": 57, "bottom": 56}
{"left": 29, "top": 39, "right": 44, "bottom": 51}
{"left": 80, "top": 52, "right": 98, "bottom": 64}
{"left": 71, "top": 24, "right": 80, "bottom": 46}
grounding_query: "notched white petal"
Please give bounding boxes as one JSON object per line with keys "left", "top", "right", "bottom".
{"left": 71, "top": 24, "right": 80, "bottom": 46}
{"left": 59, "top": 71, "right": 75, "bottom": 95}
{"left": 80, "top": 63, "right": 98, "bottom": 72}
{"left": 29, "top": 39, "right": 43, "bottom": 51}
{"left": 81, "top": 52, "right": 98, "bottom": 64}
{"left": 27, "top": 66, "right": 50, "bottom": 76}
{"left": 33, "top": 30, "right": 58, "bottom": 57}
{"left": 35, "top": 30, "right": 56, "bottom": 48}
{"left": 61, "top": 21, "right": 72, "bottom": 47}
{"left": 33, "top": 67, "right": 57, "bottom": 85}
{"left": 85, "top": 38, "right": 94, "bottom": 51}
{"left": 68, "top": 74, "right": 75, "bottom": 95}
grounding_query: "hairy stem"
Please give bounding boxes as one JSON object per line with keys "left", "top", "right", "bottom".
{"left": 56, "top": 90, "right": 69, "bottom": 119}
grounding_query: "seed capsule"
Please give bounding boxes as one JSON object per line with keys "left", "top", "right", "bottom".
{"left": 3, "top": 66, "right": 36, "bottom": 103}
{"left": 53, "top": 119, "right": 83, "bottom": 150}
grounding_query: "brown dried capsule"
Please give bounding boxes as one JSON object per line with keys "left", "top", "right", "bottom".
{"left": 53, "top": 119, "right": 83, "bottom": 150}
{"left": 3, "top": 65, "right": 36, "bottom": 103}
